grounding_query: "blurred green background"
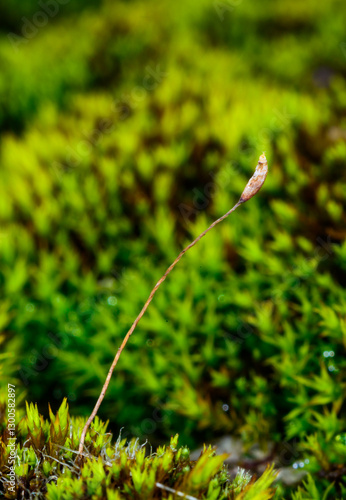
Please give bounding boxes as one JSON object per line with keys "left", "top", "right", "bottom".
{"left": 0, "top": 0, "right": 346, "bottom": 495}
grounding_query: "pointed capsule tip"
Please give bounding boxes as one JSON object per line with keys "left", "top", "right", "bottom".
{"left": 239, "top": 153, "right": 269, "bottom": 203}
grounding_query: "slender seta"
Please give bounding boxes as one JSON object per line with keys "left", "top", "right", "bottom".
{"left": 78, "top": 153, "right": 268, "bottom": 456}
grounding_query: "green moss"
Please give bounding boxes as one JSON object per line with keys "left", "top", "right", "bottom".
{"left": 0, "top": 0, "right": 345, "bottom": 497}
{"left": 0, "top": 400, "right": 277, "bottom": 499}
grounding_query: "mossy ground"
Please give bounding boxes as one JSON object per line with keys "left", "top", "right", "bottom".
{"left": 1, "top": 400, "right": 278, "bottom": 499}
{"left": 0, "top": 0, "right": 346, "bottom": 498}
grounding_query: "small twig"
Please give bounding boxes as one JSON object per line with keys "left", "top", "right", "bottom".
{"left": 41, "top": 453, "right": 78, "bottom": 473}
{"left": 155, "top": 482, "right": 199, "bottom": 500}
{"left": 78, "top": 153, "right": 268, "bottom": 456}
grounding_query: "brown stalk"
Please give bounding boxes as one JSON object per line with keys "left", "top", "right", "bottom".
{"left": 78, "top": 153, "right": 268, "bottom": 456}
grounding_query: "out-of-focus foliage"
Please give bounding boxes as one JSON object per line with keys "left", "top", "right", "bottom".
{"left": 0, "top": 0, "right": 102, "bottom": 32}
{"left": 0, "top": 399, "right": 278, "bottom": 499}
{"left": 0, "top": 0, "right": 346, "bottom": 497}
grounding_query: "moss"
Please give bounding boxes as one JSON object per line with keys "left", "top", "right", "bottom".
{"left": 0, "top": 0, "right": 345, "bottom": 497}
{"left": 0, "top": 399, "right": 277, "bottom": 499}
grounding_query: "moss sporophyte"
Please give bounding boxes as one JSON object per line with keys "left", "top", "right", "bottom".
{"left": 78, "top": 153, "right": 269, "bottom": 456}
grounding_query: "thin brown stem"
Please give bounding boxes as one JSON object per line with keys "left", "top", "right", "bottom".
{"left": 78, "top": 199, "right": 243, "bottom": 455}
{"left": 77, "top": 150, "right": 269, "bottom": 457}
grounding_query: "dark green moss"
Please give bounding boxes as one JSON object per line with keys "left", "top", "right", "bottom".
{"left": 0, "top": 0, "right": 345, "bottom": 498}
